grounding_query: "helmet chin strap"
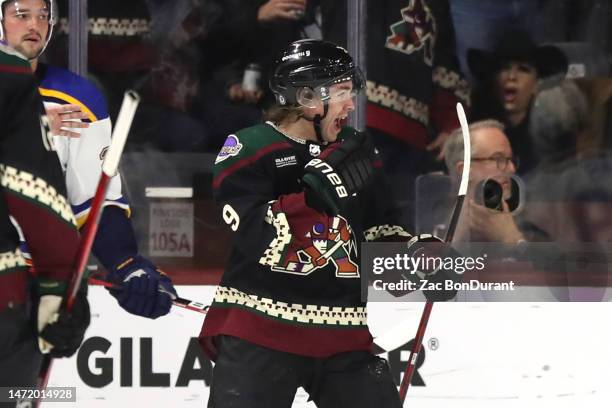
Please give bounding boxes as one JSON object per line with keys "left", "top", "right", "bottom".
{"left": 304, "top": 103, "right": 329, "bottom": 144}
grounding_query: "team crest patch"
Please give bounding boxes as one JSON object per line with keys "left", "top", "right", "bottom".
{"left": 215, "top": 135, "right": 243, "bottom": 164}
{"left": 260, "top": 213, "right": 359, "bottom": 278}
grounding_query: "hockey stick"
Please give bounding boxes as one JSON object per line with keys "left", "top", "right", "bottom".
{"left": 398, "top": 103, "right": 471, "bottom": 403}
{"left": 36, "top": 91, "right": 140, "bottom": 406}
{"left": 87, "top": 277, "right": 209, "bottom": 315}
{"left": 283, "top": 238, "right": 346, "bottom": 273}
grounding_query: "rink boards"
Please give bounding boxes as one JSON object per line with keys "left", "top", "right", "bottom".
{"left": 48, "top": 286, "right": 612, "bottom": 408}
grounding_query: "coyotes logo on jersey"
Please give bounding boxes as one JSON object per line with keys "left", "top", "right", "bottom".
{"left": 385, "top": 0, "right": 436, "bottom": 65}
{"left": 266, "top": 216, "right": 359, "bottom": 278}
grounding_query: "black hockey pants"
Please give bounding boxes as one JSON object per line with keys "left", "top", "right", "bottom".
{"left": 207, "top": 335, "right": 402, "bottom": 408}
{"left": 0, "top": 305, "right": 43, "bottom": 408}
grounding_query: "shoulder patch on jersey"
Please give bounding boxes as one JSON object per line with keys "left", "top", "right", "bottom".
{"left": 213, "top": 124, "right": 289, "bottom": 170}
{"left": 212, "top": 123, "right": 293, "bottom": 188}
{"left": 215, "top": 135, "right": 243, "bottom": 164}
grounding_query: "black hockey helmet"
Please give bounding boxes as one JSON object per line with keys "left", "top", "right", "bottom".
{"left": 269, "top": 39, "right": 365, "bottom": 107}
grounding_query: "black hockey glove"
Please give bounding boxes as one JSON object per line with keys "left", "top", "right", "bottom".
{"left": 39, "top": 289, "right": 90, "bottom": 358}
{"left": 402, "top": 234, "right": 461, "bottom": 302}
{"left": 302, "top": 131, "right": 374, "bottom": 215}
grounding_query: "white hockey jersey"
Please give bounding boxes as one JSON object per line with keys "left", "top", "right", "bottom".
{"left": 38, "top": 64, "right": 129, "bottom": 227}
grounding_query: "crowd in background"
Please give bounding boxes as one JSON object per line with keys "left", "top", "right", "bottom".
{"left": 45, "top": 0, "right": 612, "bottom": 250}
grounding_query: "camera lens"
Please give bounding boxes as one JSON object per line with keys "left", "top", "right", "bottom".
{"left": 483, "top": 179, "right": 503, "bottom": 210}
{"left": 474, "top": 179, "right": 503, "bottom": 210}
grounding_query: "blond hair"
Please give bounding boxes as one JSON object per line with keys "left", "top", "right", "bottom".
{"left": 262, "top": 104, "right": 303, "bottom": 125}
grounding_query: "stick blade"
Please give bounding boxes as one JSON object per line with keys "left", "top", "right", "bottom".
{"left": 456, "top": 103, "right": 471, "bottom": 196}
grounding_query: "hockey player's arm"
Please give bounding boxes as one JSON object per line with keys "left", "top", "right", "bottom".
{"left": 66, "top": 116, "right": 130, "bottom": 226}
{"left": 1, "top": 60, "right": 80, "bottom": 288}
{"left": 361, "top": 140, "right": 413, "bottom": 243}
{"left": 302, "top": 129, "right": 374, "bottom": 216}
{"left": 0, "top": 54, "right": 87, "bottom": 356}
{"left": 42, "top": 70, "right": 130, "bottom": 227}
{"left": 213, "top": 136, "right": 329, "bottom": 261}
{"left": 91, "top": 206, "right": 177, "bottom": 319}
{"left": 214, "top": 155, "right": 289, "bottom": 258}
{"left": 357, "top": 145, "right": 459, "bottom": 300}
{"left": 47, "top": 76, "right": 177, "bottom": 319}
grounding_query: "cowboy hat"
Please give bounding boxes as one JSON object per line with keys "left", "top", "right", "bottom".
{"left": 467, "top": 29, "right": 568, "bottom": 80}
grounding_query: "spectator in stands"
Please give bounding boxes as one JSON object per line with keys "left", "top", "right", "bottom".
{"left": 528, "top": 77, "right": 587, "bottom": 166}
{"left": 513, "top": 71, "right": 612, "bottom": 232}
{"left": 467, "top": 29, "right": 568, "bottom": 175}
{"left": 450, "top": 1, "right": 612, "bottom": 81}
{"left": 449, "top": 0, "right": 542, "bottom": 80}
{"left": 51, "top": 0, "right": 209, "bottom": 152}
{"left": 194, "top": 0, "right": 319, "bottom": 150}
{"left": 522, "top": 76, "right": 612, "bottom": 244}
{"left": 531, "top": 76, "right": 612, "bottom": 163}
{"left": 443, "top": 119, "right": 529, "bottom": 244}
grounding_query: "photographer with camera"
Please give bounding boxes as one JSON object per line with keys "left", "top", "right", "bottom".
{"left": 443, "top": 119, "right": 527, "bottom": 244}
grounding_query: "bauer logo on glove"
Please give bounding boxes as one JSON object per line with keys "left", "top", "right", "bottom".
{"left": 302, "top": 131, "right": 375, "bottom": 215}
{"left": 304, "top": 158, "right": 349, "bottom": 198}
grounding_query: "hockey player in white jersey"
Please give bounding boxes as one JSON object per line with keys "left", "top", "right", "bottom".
{"left": 0, "top": 0, "right": 178, "bottom": 319}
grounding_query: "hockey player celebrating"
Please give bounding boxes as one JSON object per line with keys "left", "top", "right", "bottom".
{"left": 200, "top": 39, "right": 450, "bottom": 407}
{"left": 0, "top": 0, "right": 177, "bottom": 319}
{"left": 0, "top": 44, "right": 87, "bottom": 402}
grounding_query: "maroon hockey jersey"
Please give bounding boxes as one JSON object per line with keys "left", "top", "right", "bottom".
{"left": 200, "top": 123, "right": 412, "bottom": 358}
{"left": 0, "top": 45, "right": 79, "bottom": 310}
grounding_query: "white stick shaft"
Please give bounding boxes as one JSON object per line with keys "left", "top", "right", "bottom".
{"left": 102, "top": 90, "right": 140, "bottom": 176}
{"left": 456, "top": 103, "right": 471, "bottom": 196}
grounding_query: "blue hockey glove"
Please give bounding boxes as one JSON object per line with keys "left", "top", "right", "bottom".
{"left": 107, "top": 255, "right": 177, "bottom": 319}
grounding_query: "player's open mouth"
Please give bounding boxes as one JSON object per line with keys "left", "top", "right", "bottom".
{"left": 333, "top": 115, "right": 348, "bottom": 132}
